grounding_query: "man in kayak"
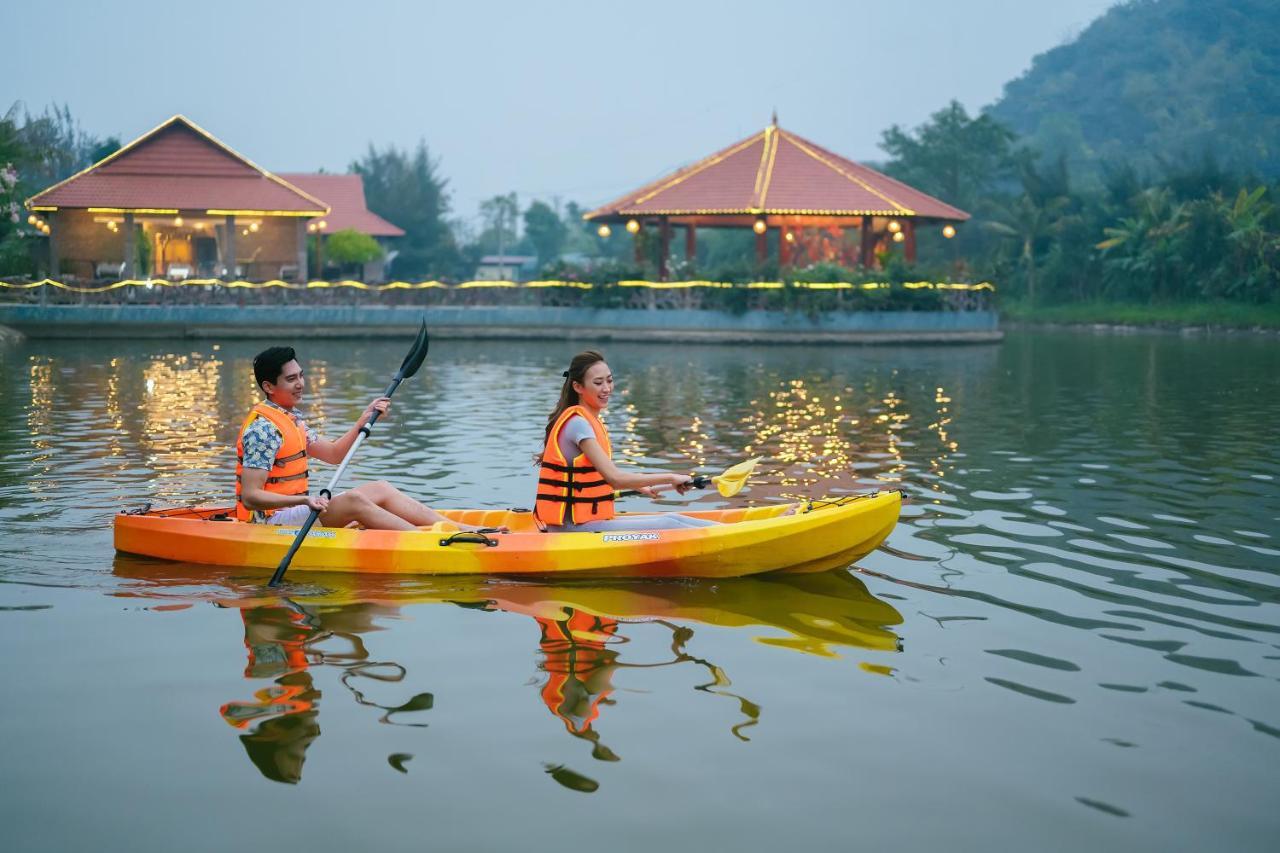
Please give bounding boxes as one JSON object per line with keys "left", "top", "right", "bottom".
{"left": 236, "top": 345, "right": 479, "bottom": 531}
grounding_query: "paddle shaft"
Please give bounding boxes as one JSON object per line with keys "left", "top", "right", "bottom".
{"left": 615, "top": 475, "right": 710, "bottom": 499}
{"left": 267, "top": 373, "right": 405, "bottom": 587}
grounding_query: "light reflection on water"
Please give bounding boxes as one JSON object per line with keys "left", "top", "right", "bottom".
{"left": 0, "top": 332, "right": 1278, "bottom": 850}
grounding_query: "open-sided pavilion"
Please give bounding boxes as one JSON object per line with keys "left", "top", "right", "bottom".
{"left": 586, "top": 118, "right": 969, "bottom": 278}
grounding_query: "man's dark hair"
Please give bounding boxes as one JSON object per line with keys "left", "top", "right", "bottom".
{"left": 252, "top": 346, "right": 297, "bottom": 394}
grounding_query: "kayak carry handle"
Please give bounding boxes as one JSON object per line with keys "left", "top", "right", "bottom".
{"left": 439, "top": 531, "right": 499, "bottom": 548}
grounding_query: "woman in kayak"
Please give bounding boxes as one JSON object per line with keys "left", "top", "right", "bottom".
{"left": 534, "top": 350, "right": 718, "bottom": 532}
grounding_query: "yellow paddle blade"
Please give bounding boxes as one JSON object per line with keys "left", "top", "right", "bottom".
{"left": 711, "top": 456, "right": 762, "bottom": 497}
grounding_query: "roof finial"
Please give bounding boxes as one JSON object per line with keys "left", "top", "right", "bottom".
{"left": 771, "top": 109, "right": 778, "bottom": 127}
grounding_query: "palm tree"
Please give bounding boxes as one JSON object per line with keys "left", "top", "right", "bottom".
{"left": 985, "top": 154, "right": 1073, "bottom": 304}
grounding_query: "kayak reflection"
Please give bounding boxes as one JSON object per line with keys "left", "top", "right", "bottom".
{"left": 112, "top": 558, "right": 904, "bottom": 787}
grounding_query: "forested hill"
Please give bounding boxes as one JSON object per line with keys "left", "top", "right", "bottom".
{"left": 987, "top": 0, "right": 1280, "bottom": 178}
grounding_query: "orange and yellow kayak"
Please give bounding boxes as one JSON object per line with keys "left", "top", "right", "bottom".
{"left": 113, "top": 491, "right": 900, "bottom": 579}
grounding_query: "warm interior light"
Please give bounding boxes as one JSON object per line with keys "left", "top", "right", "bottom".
{"left": 249, "top": 222, "right": 259, "bottom": 232}
{"left": 753, "top": 219, "right": 767, "bottom": 234}
{"left": 625, "top": 219, "right": 640, "bottom": 234}
{"left": 943, "top": 224, "right": 957, "bottom": 239}
{"left": 317, "top": 220, "right": 327, "bottom": 231}
{"left": 892, "top": 231, "right": 905, "bottom": 243}
{"left": 194, "top": 222, "right": 205, "bottom": 230}
{"left": 784, "top": 231, "right": 795, "bottom": 243}
{"left": 173, "top": 216, "right": 183, "bottom": 227}
{"left": 242, "top": 229, "right": 249, "bottom": 236}
{"left": 597, "top": 224, "right": 611, "bottom": 238}
{"left": 27, "top": 214, "right": 36, "bottom": 226}
{"left": 307, "top": 223, "right": 317, "bottom": 233}
{"left": 887, "top": 220, "right": 902, "bottom": 233}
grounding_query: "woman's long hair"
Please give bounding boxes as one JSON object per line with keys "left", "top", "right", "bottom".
{"left": 534, "top": 350, "right": 605, "bottom": 465}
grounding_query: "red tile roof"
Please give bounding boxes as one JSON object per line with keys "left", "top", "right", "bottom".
{"left": 587, "top": 123, "right": 969, "bottom": 221}
{"left": 28, "top": 116, "right": 328, "bottom": 215}
{"left": 278, "top": 173, "right": 405, "bottom": 237}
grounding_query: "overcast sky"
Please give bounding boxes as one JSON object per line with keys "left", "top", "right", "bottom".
{"left": 9, "top": 0, "right": 1116, "bottom": 226}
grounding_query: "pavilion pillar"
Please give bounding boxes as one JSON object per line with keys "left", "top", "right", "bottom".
{"left": 659, "top": 218, "right": 671, "bottom": 280}
{"left": 222, "top": 214, "right": 237, "bottom": 279}
{"left": 904, "top": 220, "right": 917, "bottom": 265}
{"left": 685, "top": 224, "right": 696, "bottom": 268}
{"left": 860, "top": 219, "right": 875, "bottom": 269}
{"left": 47, "top": 211, "right": 60, "bottom": 279}
{"left": 779, "top": 229, "right": 792, "bottom": 268}
{"left": 122, "top": 212, "right": 136, "bottom": 279}
{"left": 296, "top": 219, "right": 308, "bottom": 282}
{"left": 633, "top": 224, "right": 644, "bottom": 267}
{"left": 755, "top": 227, "right": 767, "bottom": 265}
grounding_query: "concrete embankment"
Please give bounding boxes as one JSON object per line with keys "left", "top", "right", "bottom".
{"left": 0, "top": 304, "right": 1001, "bottom": 344}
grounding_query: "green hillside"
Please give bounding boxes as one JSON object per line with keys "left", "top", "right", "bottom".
{"left": 988, "top": 0, "right": 1280, "bottom": 179}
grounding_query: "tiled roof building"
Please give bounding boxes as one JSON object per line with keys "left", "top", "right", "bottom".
{"left": 586, "top": 119, "right": 969, "bottom": 274}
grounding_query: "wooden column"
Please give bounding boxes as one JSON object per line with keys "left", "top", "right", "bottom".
{"left": 755, "top": 227, "right": 768, "bottom": 265}
{"left": 904, "top": 220, "right": 917, "bottom": 264}
{"left": 222, "top": 214, "right": 237, "bottom": 279}
{"left": 685, "top": 224, "right": 697, "bottom": 268}
{"left": 296, "top": 219, "right": 308, "bottom": 282}
{"left": 316, "top": 231, "right": 326, "bottom": 280}
{"left": 779, "top": 230, "right": 792, "bottom": 268}
{"left": 659, "top": 218, "right": 671, "bottom": 280}
{"left": 633, "top": 224, "right": 644, "bottom": 266}
{"left": 47, "top": 211, "right": 59, "bottom": 278}
{"left": 860, "top": 219, "right": 875, "bottom": 268}
{"left": 123, "top": 212, "right": 136, "bottom": 279}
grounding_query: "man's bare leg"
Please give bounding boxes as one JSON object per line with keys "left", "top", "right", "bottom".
{"left": 347, "top": 480, "right": 447, "bottom": 526}
{"left": 319, "top": 488, "right": 417, "bottom": 531}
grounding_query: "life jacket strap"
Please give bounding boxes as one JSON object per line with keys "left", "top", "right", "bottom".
{"left": 538, "top": 476, "right": 607, "bottom": 491}
{"left": 541, "top": 460, "right": 596, "bottom": 474}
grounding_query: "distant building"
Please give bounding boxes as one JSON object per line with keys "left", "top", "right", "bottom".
{"left": 474, "top": 255, "right": 537, "bottom": 281}
{"left": 279, "top": 173, "right": 404, "bottom": 281}
{"left": 26, "top": 115, "right": 404, "bottom": 281}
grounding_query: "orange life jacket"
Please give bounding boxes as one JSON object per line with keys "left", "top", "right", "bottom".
{"left": 534, "top": 405, "right": 615, "bottom": 526}
{"left": 537, "top": 611, "right": 619, "bottom": 735}
{"left": 235, "top": 402, "right": 309, "bottom": 522}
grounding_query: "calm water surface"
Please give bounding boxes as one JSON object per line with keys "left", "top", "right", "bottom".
{"left": 1, "top": 331, "right": 1277, "bottom": 852}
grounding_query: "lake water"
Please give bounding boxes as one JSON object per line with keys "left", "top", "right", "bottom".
{"left": 1, "top": 330, "right": 1277, "bottom": 852}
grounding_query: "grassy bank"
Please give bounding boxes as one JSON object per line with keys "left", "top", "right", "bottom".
{"left": 1002, "top": 300, "right": 1280, "bottom": 330}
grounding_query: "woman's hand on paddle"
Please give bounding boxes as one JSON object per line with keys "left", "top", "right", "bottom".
{"left": 358, "top": 397, "right": 391, "bottom": 427}
{"left": 638, "top": 474, "right": 694, "bottom": 497}
{"left": 671, "top": 474, "right": 695, "bottom": 495}
{"left": 305, "top": 494, "right": 330, "bottom": 513}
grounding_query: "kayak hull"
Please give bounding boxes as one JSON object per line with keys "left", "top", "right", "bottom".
{"left": 112, "top": 492, "right": 901, "bottom": 579}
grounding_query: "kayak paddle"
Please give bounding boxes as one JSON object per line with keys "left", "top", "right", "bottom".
{"left": 615, "top": 456, "right": 762, "bottom": 499}
{"left": 268, "top": 320, "right": 430, "bottom": 587}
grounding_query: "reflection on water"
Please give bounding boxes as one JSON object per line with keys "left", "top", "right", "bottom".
{"left": 111, "top": 559, "right": 903, "bottom": 788}
{"left": 1, "top": 332, "right": 1279, "bottom": 849}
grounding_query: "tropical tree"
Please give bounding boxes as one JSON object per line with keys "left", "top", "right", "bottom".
{"left": 880, "top": 100, "right": 1017, "bottom": 212}
{"left": 477, "top": 192, "right": 520, "bottom": 257}
{"left": 524, "top": 200, "right": 567, "bottom": 267}
{"left": 985, "top": 155, "right": 1074, "bottom": 303}
{"left": 352, "top": 141, "right": 460, "bottom": 278}
{"left": 1095, "top": 187, "right": 1190, "bottom": 300}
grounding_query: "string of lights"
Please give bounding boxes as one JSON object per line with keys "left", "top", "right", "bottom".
{"left": 0, "top": 278, "right": 996, "bottom": 293}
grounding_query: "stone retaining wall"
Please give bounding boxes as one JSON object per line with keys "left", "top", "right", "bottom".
{"left": 0, "top": 304, "right": 1001, "bottom": 344}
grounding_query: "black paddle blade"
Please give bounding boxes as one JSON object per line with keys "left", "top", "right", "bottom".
{"left": 398, "top": 320, "right": 430, "bottom": 380}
